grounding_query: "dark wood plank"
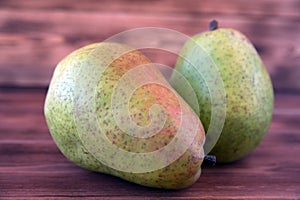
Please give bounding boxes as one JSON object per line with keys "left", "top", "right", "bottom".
{"left": 0, "top": 1, "right": 299, "bottom": 92}
{"left": 0, "top": 0, "right": 299, "bottom": 18}
{"left": 0, "top": 89, "right": 299, "bottom": 141}
{"left": 0, "top": 89, "right": 50, "bottom": 141}
{"left": 1, "top": 1, "right": 299, "bottom": 198}
{"left": 0, "top": 89, "right": 299, "bottom": 199}
{"left": 1, "top": 135, "right": 299, "bottom": 199}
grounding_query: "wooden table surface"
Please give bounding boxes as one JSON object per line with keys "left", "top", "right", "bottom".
{"left": 1, "top": 0, "right": 300, "bottom": 199}
{"left": 0, "top": 88, "right": 299, "bottom": 199}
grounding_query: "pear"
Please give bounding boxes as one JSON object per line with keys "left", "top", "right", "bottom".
{"left": 171, "top": 20, "right": 274, "bottom": 163}
{"left": 44, "top": 42, "right": 206, "bottom": 189}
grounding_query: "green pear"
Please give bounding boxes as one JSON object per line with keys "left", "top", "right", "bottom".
{"left": 171, "top": 20, "right": 274, "bottom": 163}
{"left": 44, "top": 42, "right": 206, "bottom": 189}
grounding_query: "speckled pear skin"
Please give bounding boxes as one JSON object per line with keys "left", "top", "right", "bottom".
{"left": 172, "top": 28, "right": 274, "bottom": 163}
{"left": 44, "top": 42, "right": 205, "bottom": 189}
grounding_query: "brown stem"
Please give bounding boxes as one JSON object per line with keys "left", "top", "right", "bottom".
{"left": 203, "top": 155, "right": 217, "bottom": 166}
{"left": 209, "top": 19, "right": 218, "bottom": 31}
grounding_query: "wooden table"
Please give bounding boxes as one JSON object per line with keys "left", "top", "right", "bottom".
{"left": 0, "top": 89, "right": 299, "bottom": 199}
{"left": 1, "top": 0, "right": 300, "bottom": 199}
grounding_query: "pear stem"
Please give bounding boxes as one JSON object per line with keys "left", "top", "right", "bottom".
{"left": 209, "top": 20, "right": 218, "bottom": 31}
{"left": 203, "top": 155, "right": 217, "bottom": 166}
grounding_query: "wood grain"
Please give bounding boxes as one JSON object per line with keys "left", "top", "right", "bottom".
{"left": 0, "top": 89, "right": 299, "bottom": 199}
{"left": 0, "top": 0, "right": 299, "bottom": 92}
{"left": 0, "top": 0, "right": 299, "bottom": 18}
{"left": 0, "top": 1, "right": 300, "bottom": 198}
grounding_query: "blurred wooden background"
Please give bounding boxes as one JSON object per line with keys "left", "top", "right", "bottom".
{"left": 1, "top": 1, "right": 300, "bottom": 199}
{"left": 0, "top": 0, "right": 299, "bottom": 92}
